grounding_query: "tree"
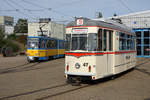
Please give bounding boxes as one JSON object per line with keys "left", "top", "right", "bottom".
{"left": 0, "top": 26, "right": 5, "bottom": 40}
{"left": 14, "top": 19, "right": 28, "bottom": 33}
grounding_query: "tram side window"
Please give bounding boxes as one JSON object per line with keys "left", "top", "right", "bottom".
{"left": 47, "top": 40, "right": 50, "bottom": 48}
{"left": 109, "top": 31, "right": 113, "bottom": 51}
{"left": 39, "top": 39, "right": 41, "bottom": 48}
{"left": 41, "top": 40, "right": 45, "bottom": 48}
{"left": 97, "top": 29, "right": 102, "bottom": 51}
{"left": 66, "top": 34, "right": 71, "bottom": 51}
{"left": 127, "top": 35, "right": 132, "bottom": 50}
{"left": 49, "top": 40, "right": 57, "bottom": 48}
{"left": 119, "top": 32, "right": 126, "bottom": 50}
{"left": 45, "top": 40, "right": 48, "bottom": 49}
{"left": 59, "top": 41, "right": 64, "bottom": 49}
{"left": 88, "top": 33, "right": 97, "bottom": 51}
{"left": 103, "top": 30, "right": 107, "bottom": 51}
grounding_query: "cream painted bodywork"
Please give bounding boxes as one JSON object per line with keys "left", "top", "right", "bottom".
{"left": 65, "top": 26, "right": 136, "bottom": 80}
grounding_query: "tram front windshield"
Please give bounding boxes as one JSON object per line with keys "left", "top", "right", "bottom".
{"left": 72, "top": 34, "right": 87, "bottom": 50}
{"left": 27, "top": 38, "right": 39, "bottom": 49}
{"left": 66, "top": 33, "right": 97, "bottom": 51}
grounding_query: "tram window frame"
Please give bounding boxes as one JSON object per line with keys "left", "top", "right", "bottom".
{"left": 119, "top": 32, "right": 127, "bottom": 50}
{"left": 59, "top": 41, "right": 64, "bottom": 49}
{"left": 38, "top": 39, "right": 41, "bottom": 48}
{"left": 41, "top": 39, "right": 45, "bottom": 49}
{"left": 88, "top": 33, "right": 97, "bottom": 51}
{"left": 109, "top": 30, "right": 113, "bottom": 51}
{"left": 71, "top": 34, "right": 88, "bottom": 51}
{"left": 47, "top": 40, "right": 50, "bottom": 48}
{"left": 127, "top": 35, "right": 132, "bottom": 50}
{"left": 103, "top": 30, "right": 107, "bottom": 51}
{"left": 49, "top": 39, "right": 57, "bottom": 48}
{"left": 97, "top": 29, "right": 103, "bottom": 51}
{"left": 131, "top": 36, "right": 136, "bottom": 50}
{"left": 66, "top": 34, "right": 71, "bottom": 51}
{"left": 45, "top": 39, "right": 48, "bottom": 49}
{"left": 119, "top": 32, "right": 135, "bottom": 51}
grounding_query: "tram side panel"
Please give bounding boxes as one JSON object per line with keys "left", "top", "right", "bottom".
{"left": 57, "top": 40, "right": 65, "bottom": 57}
{"left": 128, "top": 52, "right": 136, "bottom": 69}
{"left": 114, "top": 53, "right": 127, "bottom": 74}
{"left": 95, "top": 54, "right": 114, "bottom": 79}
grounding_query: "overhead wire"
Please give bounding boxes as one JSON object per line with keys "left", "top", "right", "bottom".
{"left": 1, "top": 0, "right": 91, "bottom": 22}
{"left": 8, "top": 0, "right": 40, "bottom": 19}
{"left": 54, "top": 0, "right": 88, "bottom": 9}
{"left": 21, "top": 0, "right": 74, "bottom": 20}
{"left": 0, "top": 0, "right": 89, "bottom": 20}
{"left": 117, "top": 0, "right": 133, "bottom": 13}
{"left": 3, "top": 0, "right": 39, "bottom": 20}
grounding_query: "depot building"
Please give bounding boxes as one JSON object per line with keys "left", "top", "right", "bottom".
{"left": 111, "top": 10, "right": 150, "bottom": 57}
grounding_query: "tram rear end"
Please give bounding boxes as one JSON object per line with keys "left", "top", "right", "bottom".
{"left": 65, "top": 19, "right": 101, "bottom": 82}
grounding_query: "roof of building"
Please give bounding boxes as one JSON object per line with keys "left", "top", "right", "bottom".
{"left": 111, "top": 10, "right": 150, "bottom": 18}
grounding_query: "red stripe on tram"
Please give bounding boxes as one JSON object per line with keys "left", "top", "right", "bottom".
{"left": 65, "top": 51, "right": 136, "bottom": 58}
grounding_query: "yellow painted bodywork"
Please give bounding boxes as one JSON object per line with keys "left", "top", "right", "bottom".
{"left": 27, "top": 49, "right": 65, "bottom": 57}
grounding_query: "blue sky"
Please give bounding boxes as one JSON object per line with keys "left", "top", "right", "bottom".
{"left": 0, "top": 0, "right": 150, "bottom": 23}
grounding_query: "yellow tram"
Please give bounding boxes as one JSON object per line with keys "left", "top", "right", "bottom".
{"left": 26, "top": 36, "right": 65, "bottom": 62}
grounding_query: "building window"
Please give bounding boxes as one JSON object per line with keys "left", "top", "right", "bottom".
{"left": 5, "top": 20, "right": 13, "bottom": 26}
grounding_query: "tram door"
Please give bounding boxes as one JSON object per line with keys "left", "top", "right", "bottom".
{"left": 103, "top": 30, "right": 113, "bottom": 75}
{"left": 97, "top": 29, "right": 107, "bottom": 76}
{"left": 107, "top": 30, "right": 113, "bottom": 74}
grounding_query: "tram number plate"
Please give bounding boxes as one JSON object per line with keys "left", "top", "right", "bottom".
{"left": 83, "top": 63, "right": 88, "bottom": 67}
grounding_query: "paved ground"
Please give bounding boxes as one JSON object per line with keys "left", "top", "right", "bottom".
{"left": 0, "top": 56, "right": 150, "bottom": 100}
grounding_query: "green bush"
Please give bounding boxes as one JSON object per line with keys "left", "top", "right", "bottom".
{"left": 7, "top": 34, "right": 17, "bottom": 40}
{"left": 1, "top": 40, "right": 20, "bottom": 53}
{"left": 0, "top": 28, "right": 20, "bottom": 53}
{"left": 6, "top": 40, "right": 20, "bottom": 52}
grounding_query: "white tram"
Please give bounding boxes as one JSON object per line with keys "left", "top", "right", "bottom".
{"left": 65, "top": 17, "right": 136, "bottom": 82}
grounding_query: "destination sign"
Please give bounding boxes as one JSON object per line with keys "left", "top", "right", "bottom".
{"left": 72, "top": 28, "right": 88, "bottom": 33}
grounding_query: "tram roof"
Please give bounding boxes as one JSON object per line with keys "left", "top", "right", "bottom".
{"left": 66, "top": 17, "right": 135, "bottom": 35}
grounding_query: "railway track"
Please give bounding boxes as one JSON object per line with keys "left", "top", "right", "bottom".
{"left": 36, "top": 58, "right": 150, "bottom": 100}
{"left": 0, "top": 62, "right": 40, "bottom": 75}
{"left": 0, "top": 58, "right": 149, "bottom": 100}
{"left": 0, "top": 83, "right": 70, "bottom": 100}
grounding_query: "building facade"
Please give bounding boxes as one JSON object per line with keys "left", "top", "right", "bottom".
{"left": 28, "top": 21, "right": 65, "bottom": 40}
{"left": 0, "top": 16, "right": 14, "bottom": 35}
{"left": 112, "top": 10, "right": 150, "bottom": 57}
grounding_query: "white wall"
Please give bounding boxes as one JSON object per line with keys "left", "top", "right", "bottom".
{"left": 5, "top": 26, "right": 14, "bottom": 35}
{"left": 28, "top": 22, "right": 65, "bottom": 39}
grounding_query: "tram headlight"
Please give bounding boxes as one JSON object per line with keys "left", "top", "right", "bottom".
{"left": 75, "top": 63, "right": 80, "bottom": 69}
{"left": 31, "top": 43, "right": 35, "bottom": 48}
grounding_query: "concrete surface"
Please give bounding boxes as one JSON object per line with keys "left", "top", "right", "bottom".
{"left": 0, "top": 56, "right": 149, "bottom": 100}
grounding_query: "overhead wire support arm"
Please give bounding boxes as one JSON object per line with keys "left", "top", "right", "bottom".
{"left": 39, "top": 23, "right": 47, "bottom": 36}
